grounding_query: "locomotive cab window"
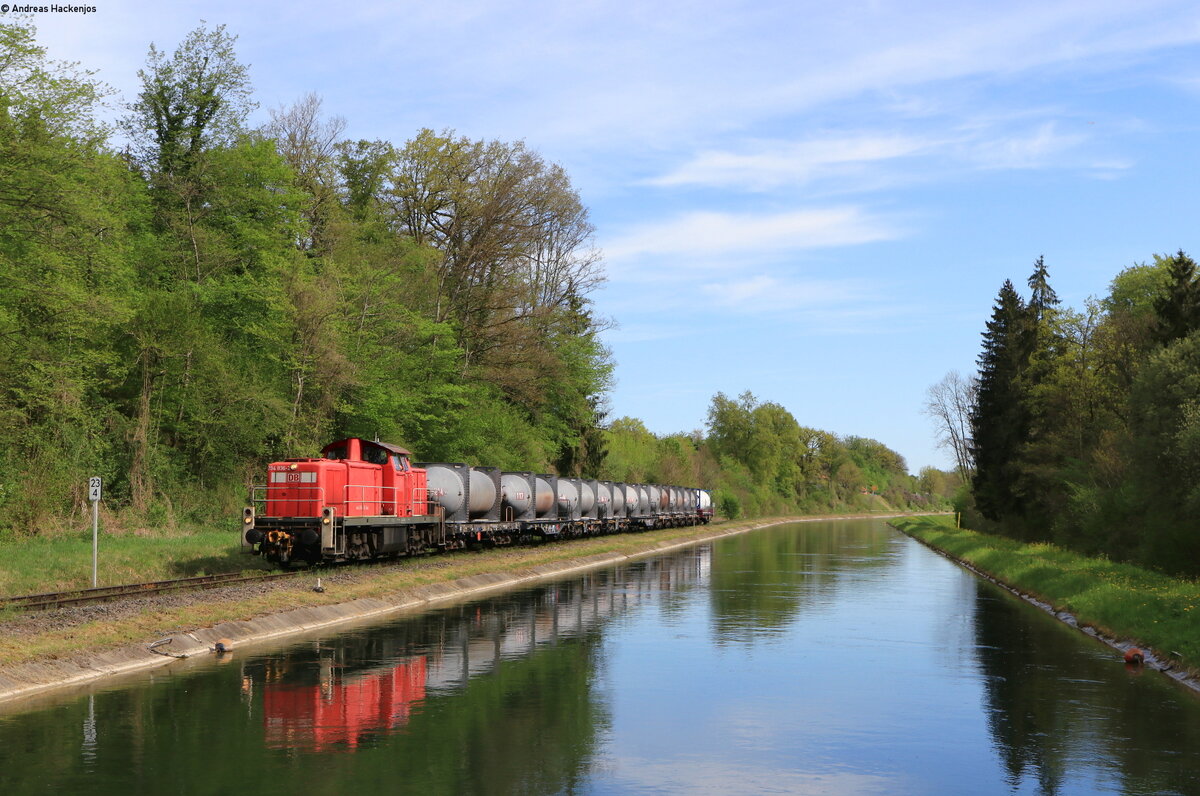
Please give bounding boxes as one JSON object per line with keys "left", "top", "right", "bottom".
{"left": 362, "top": 445, "right": 388, "bottom": 465}
{"left": 324, "top": 445, "right": 347, "bottom": 460}
{"left": 393, "top": 455, "right": 410, "bottom": 472}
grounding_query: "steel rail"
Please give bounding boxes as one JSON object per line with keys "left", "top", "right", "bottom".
{"left": 1, "top": 571, "right": 303, "bottom": 613}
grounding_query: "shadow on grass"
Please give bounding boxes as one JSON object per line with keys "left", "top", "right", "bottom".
{"left": 168, "top": 548, "right": 275, "bottom": 577}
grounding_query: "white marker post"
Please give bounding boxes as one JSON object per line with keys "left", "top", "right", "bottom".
{"left": 88, "top": 476, "right": 102, "bottom": 587}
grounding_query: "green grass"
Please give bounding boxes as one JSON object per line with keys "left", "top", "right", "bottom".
{"left": 0, "top": 528, "right": 271, "bottom": 595}
{"left": 893, "top": 516, "right": 1200, "bottom": 668}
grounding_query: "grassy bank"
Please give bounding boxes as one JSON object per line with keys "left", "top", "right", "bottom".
{"left": 0, "top": 528, "right": 271, "bottom": 595}
{"left": 893, "top": 516, "right": 1200, "bottom": 669}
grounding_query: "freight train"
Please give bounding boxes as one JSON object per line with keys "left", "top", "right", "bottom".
{"left": 242, "top": 437, "right": 714, "bottom": 565}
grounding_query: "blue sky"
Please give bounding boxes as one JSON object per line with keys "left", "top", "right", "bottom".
{"left": 23, "top": 0, "right": 1200, "bottom": 472}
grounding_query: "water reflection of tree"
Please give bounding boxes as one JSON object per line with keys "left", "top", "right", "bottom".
{"left": 0, "top": 617, "right": 605, "bottom": 795}
{"left": 708, "top": 521, "right": 893, "bottom": 644}
{"left": 397, "top": 637, "right": 607, "bottom": 794}
{"left": 0, "top": 553, "right": 718, "bottom": 793}
{"left": 972, "top": 579, "right": 1200, "bottom": 795}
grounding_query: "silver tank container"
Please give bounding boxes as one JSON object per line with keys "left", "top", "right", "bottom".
{"left": 425, "top": 464, "right": 465, "bottom": 517}
{"left": 535, "top": 476, "right": 556, "bottom": 518}
{"left": 580, "top": 482, "right": 600, "bottom": 521}
{"left": 636, "top": 485, "right": 650, "bottom": 516}
{"left": 424, "top": 464, "right": 497, "bottom": 520}
{"left": 558, "top": 479, "right": 579, "bottom": 519}
{"left": 595, "top": 482, "right": 611, "bottom": 517}
{"left": 579, "top": 480, "right": 595, "bottom": 517}
{"left": 501, "top": 472, "right": 534, "bottom": 519}
{"left": 469, "top": 469, "right": 497, "bottom": 517}
{"left": 609, "top": 482, "right": 626, "bottom": 516}
{"left": 622, "top": 484, "right": 639, "bottom": 516}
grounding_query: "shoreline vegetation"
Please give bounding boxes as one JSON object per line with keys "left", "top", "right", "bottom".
{"left": 0, "top": 513, "right": 919, "bottom": 679}
{"left": 951, "top": 254, "right": 1200, "bottom": 580}
{"left": 892, "top": 516, "right": 1200, "bottom": 688}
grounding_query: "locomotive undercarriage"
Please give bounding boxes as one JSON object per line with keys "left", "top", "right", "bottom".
{"left": 247, "top": 511, "right": 708, "bottom": 566}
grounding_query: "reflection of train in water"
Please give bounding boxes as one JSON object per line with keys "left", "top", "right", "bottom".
{"left": 242, "top": 438, "right": 714, "bottom": 565}
{"left": 243, "top": 549, "right": 710, "bottom": 752}
{"left": 260, "top": 657, "right": 426, "bottom": 752}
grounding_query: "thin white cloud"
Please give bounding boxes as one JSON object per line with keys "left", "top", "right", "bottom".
{"left": 604, "top": 207, "right": 903, "bottom": 262}
{"left": 644, "top": 118, "right": 1129, "bottom": 196}
{"left": 756, "top": 1, "right": 1200, "bottom": 119}
{"left": 646, "top": 135, "right": 937, "bottom": 191}
{"left": 967, "top": 122, "right": 1085, "bottom": 169}
{"left": 524, "top": 0, "right": 1200, "bottom": 148}
{"left": 698, "top": 275, "right": 872, "bottom": 311}
{"left": 29, "top": 0, "right": 1200, "bottom": 157}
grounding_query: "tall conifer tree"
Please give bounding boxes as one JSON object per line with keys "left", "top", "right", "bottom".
{"left": 970, "top": 280, "right": 1031, "bottom": 522}
{"left": 1152, "top": 250, "right": 1199, "bottom": 346}
{"left": 1027, "top": 255, "right": 1060, "bottom": 321}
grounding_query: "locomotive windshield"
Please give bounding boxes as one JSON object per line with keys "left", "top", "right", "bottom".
{"left": 324, "top": 445, "right": 347, "bottom": 460}
{"left": 362, "top": 445, "right": 388, "bottom": 465}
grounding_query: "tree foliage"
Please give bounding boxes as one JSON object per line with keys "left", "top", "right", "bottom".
{"left": 964, "top": 252, "right": 1200, "bottom": 575}
{"left": 122, "top": 22, "right": 255, "bottom": 178}
{"left": 0, "top": 22, "right": 615, "bottom": 534}
{"left": 701, "top": 392, "right": 928, "bottom": 516}
{"left": 1, "top": 21, "right": 929, "bottom": 536}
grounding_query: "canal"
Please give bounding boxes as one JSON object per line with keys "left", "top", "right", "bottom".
{"left": 1, "top": 519, "right": 1198, "bottom": 794}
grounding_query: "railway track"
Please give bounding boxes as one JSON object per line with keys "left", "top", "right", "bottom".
{"left": 1, "top": 571, "right": 303, "bottom": 613}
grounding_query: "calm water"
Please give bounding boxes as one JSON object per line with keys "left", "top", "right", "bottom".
{"left": 2, "top": 519, "right": 1199, "bottom": 795}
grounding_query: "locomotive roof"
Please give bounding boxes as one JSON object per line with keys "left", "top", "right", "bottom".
{"left": 321, "top": 438, "right": 412, "bottom": 456}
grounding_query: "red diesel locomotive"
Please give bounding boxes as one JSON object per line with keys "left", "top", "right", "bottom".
{"left": 243, "top": 437, "right": 714, "bottom": 565}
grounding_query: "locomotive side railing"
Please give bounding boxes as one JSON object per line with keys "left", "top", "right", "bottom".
{"left": 249, "top": 484, "right": 431, "bottom": 518}
{"left": 250, "top": 485, "right": 327, "bottom": 514}
{"left": 342, "top": 485, "right": 431, "bottom": 517}
{"left": 409, "top": 487, "right": 429, "bottom": 519}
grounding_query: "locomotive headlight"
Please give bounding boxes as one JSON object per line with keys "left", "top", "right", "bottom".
{"left": 322, "top": 516, "right": 331, "bottom": 524}
{"left": 290, "top": 463, "right": 298, "bottom": 470}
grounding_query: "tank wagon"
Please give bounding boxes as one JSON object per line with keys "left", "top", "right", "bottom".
{"left": 243, "top": 438, "right": 713, "bottom": 565}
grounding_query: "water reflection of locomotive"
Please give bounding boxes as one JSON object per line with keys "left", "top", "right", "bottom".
{"left": 242, "top": 437, "right": 714, "bottom": 565}
{"left": 244, "top": 550, "right": 710, "bottom": 752}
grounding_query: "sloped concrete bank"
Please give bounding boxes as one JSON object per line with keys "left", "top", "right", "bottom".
{"left": 893, "top": 523, "right": 1200, "bottom": 694}
{"left": 0, "top": 513, "right": 918, "bottom": 708}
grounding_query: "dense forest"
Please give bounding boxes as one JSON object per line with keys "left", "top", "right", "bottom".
{"left": 0, "top": 20, "right": 943, "bottom": 536}
{"left": 935, "top": 253, "right": 1200, "bottom": 576}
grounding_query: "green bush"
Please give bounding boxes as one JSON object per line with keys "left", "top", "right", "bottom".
{"left": 716, "top": 490, "right": 741, "bottom": 519}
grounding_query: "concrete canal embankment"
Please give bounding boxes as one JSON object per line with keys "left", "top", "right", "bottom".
{"left": 0, "top": 513, "right": 922, "bottom": 707}
{"left": 892, "top": 518, "right": 1200, "bottom": 694}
